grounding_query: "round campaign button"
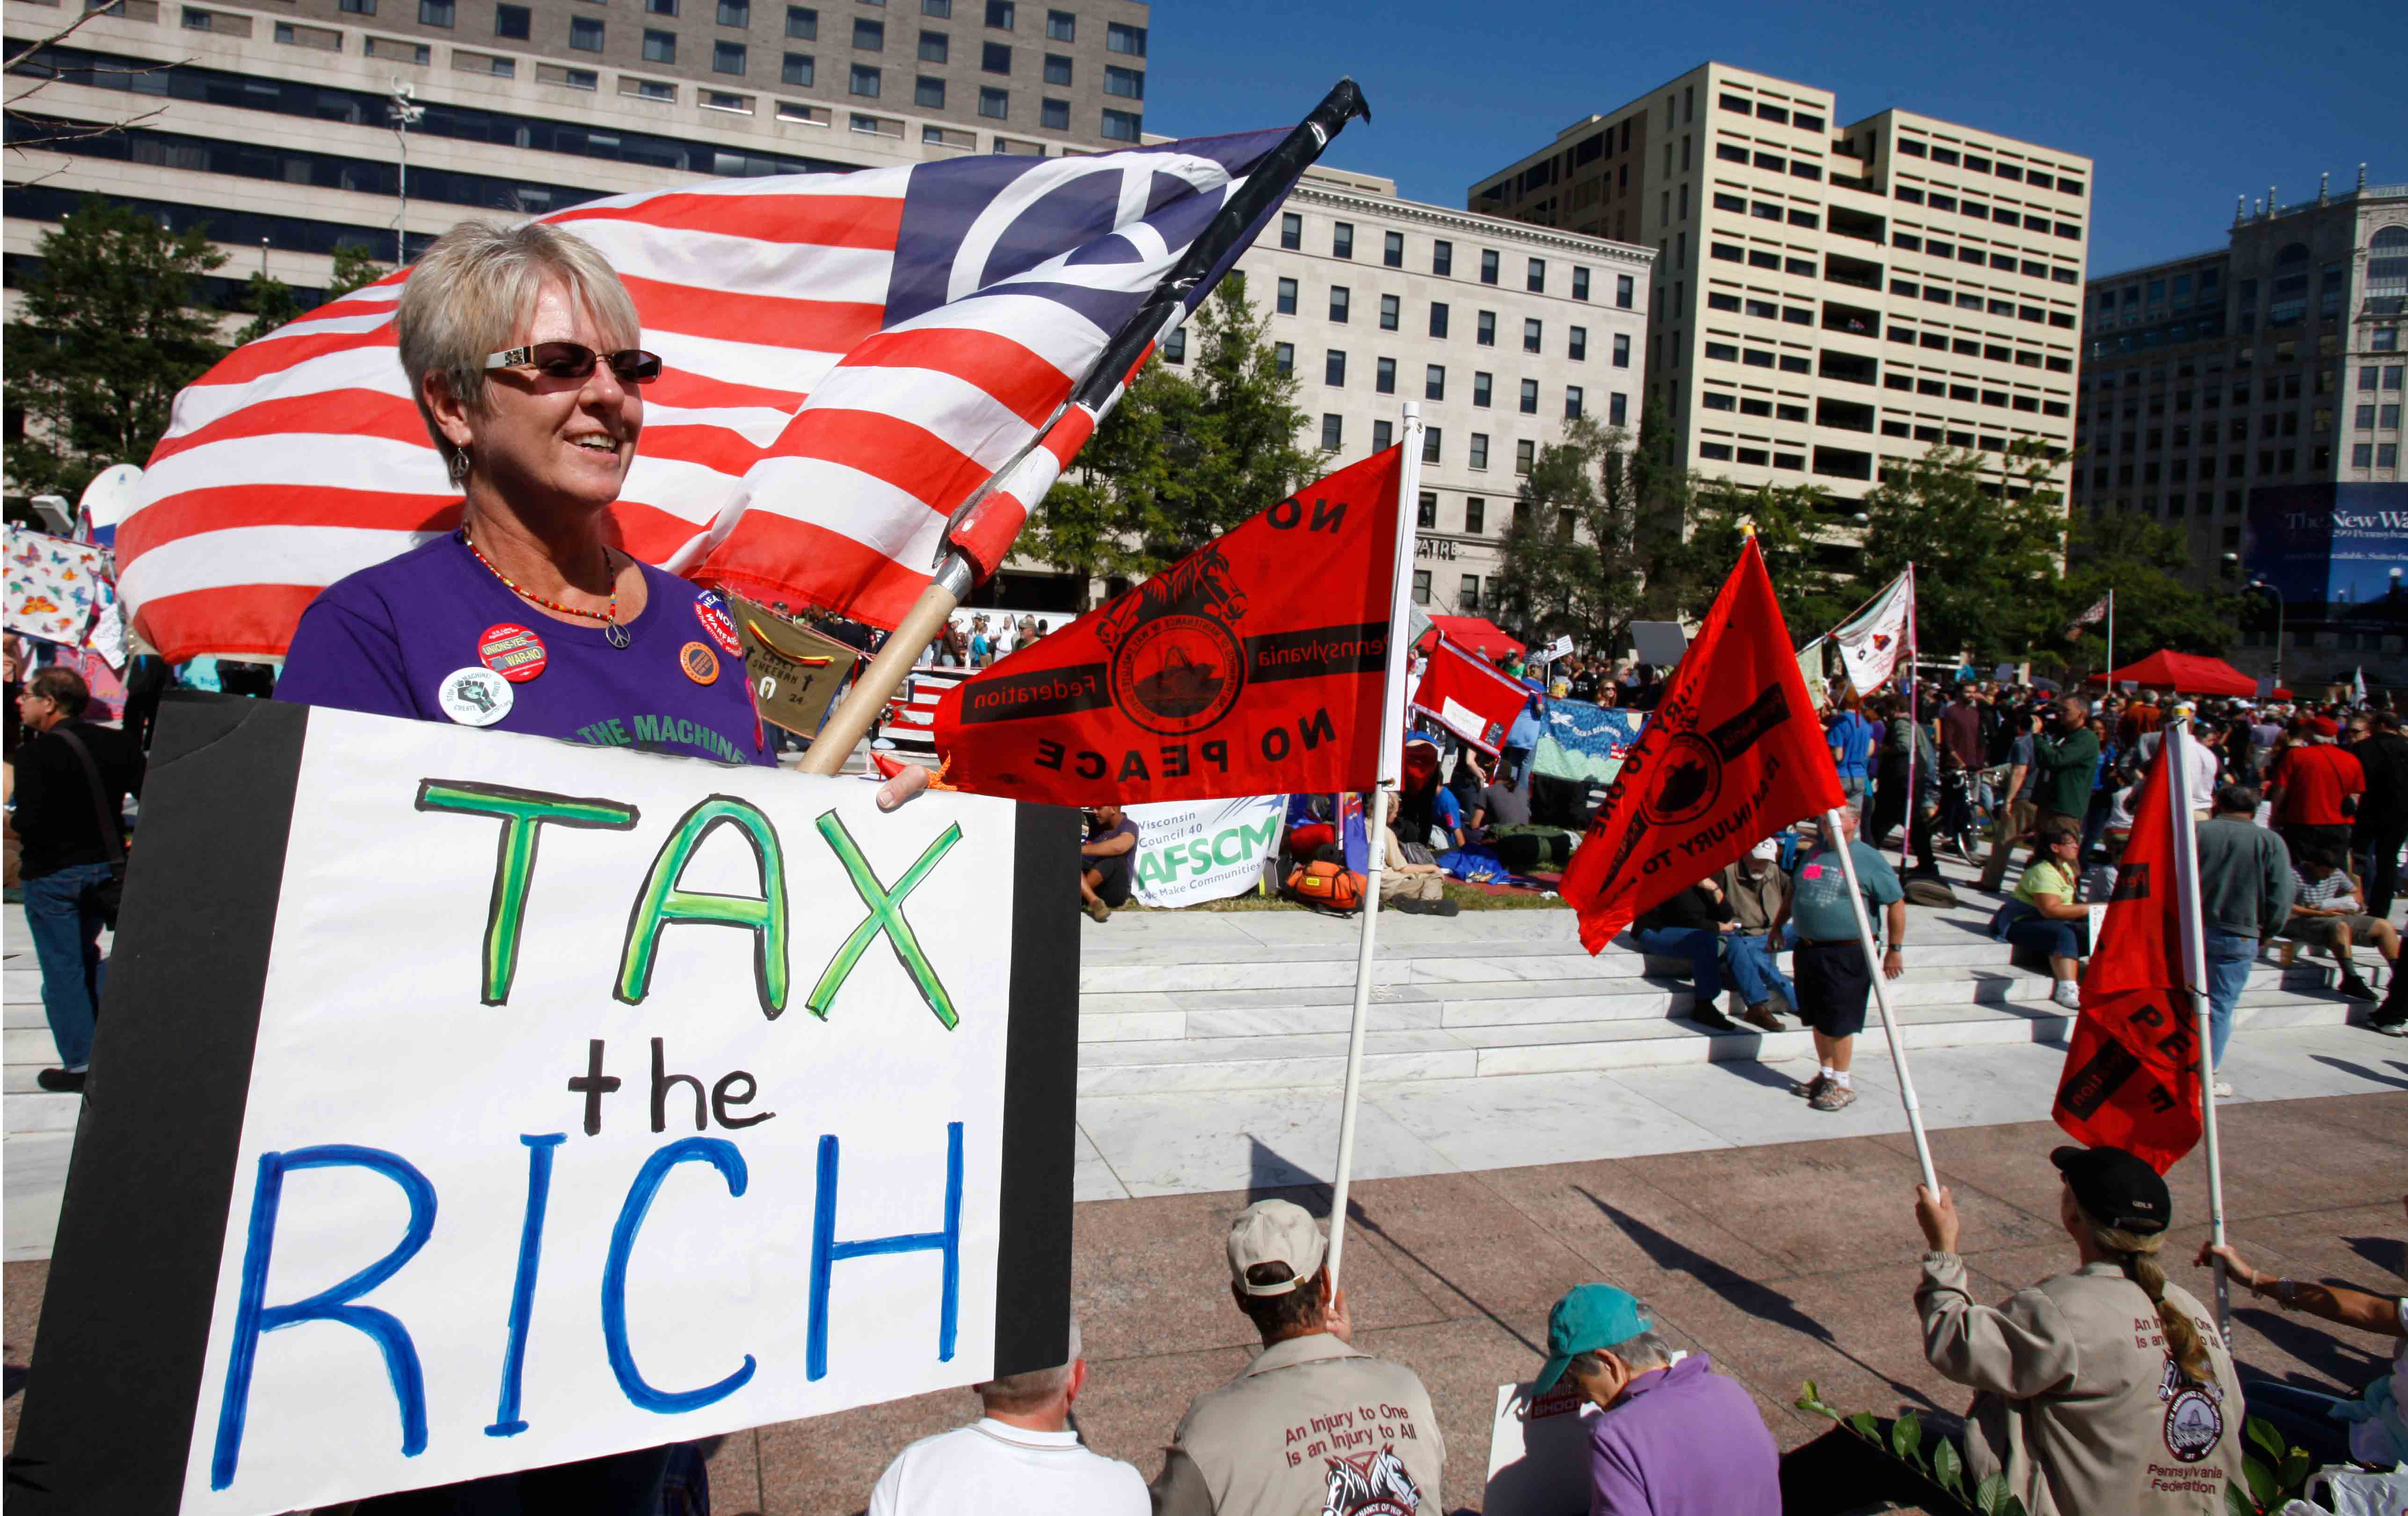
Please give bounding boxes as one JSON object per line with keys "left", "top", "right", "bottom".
{"left": 695, "top": 594, "right": 742, "bottom": 655}
{"left": 679, "top": 641, "right": 720, "bottom": 684}
{"left": 477, "top": 622, "right": 549, "bottom": 683}
{"left": 437, "top": 666, "right": 514, "bottom": 726}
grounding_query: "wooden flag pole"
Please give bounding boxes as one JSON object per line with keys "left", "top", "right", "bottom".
{"left": 1823, "top": 808, "right": 1940, "bottom": 1192}
{"left": 2167, "top": 718, "right": 2230, "bottom": 1335}
{"left": 1327, "top": 404, "right": 1423, "bottom": 1288}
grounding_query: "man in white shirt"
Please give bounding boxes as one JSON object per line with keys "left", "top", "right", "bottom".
{"left": 2133, "top": 703, "right": 2218, "bottom": 816}
{"left": 866, "top": 1317, "right": 1146, "bottom": 1516}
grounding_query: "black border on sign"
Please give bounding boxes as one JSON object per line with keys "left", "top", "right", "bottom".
{"left": 990, "top": 801, "right": 1082, "bottom": 1378}
{"left": 6, "top": 693, "right": 307, "bottom": 1513}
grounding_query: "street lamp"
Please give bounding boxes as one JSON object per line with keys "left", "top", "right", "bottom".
{"left": 389, "top": 80, "right": 425, "bottom": 267}
{"left": 2248, "top": 575, "right": 2284, "bottom": 693}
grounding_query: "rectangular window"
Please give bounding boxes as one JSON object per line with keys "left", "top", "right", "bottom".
{"left": 1422, "top": 428, "right": 1441, "bottom": 465}
{"left": 1100, "top": 108, "right": 1139, "bottom": 140}
{"left": 1611, "top": 333, "right": 1630, "bottom": 369}
{"left": 1375, "top": 357, "right": 1395, "bottom": 395}
{"left": 1523, "top": 319, "right": 1542, "bottom": 354}
{"left": 1379, "top": 294, "right": 1399, "bottom": 332}
{"left": 786, "top": 4, "right": 815, "bottom": 35}
{"left": 1161, "top": 326, "right": 1185, "bottom": 363}
{"left": 1564, "top": 385, "right": 1583, "bottom": 420}
{"left": 984, "top": 0, "right": 1011, "bottom": 25}
{"left": 1416, "top": 493, "right": 1438, "bottom": 529}
{"left": 1469, "top": 435, "right": 1488, "bottom": 471}
{"left": 1608, "top": 392, "right": 1627, "bottom": 425}
{"left": 1103, "top": 63, "right": 1142, "bottom": 97}
{"left": 2353, "top": 443, "right": 2373, "bottom": 468}
{"left": 716, "top": 0, "right": 746, "bottom": 22}
{"left": 1480, "top": 249, "right": 1499, "bottom": 285}
{"left": 1412, "top": 570, "right": 1431, "bottom": 606}
{"left": 1568, "top": 326, "right": 1587, "bottom": 361}
{"left": 1280, "top": 213, "right": 1301, "bottom": 251}
{"left": 1465, "top": 497, "right": 1485, "bottom": 533}
{"left": 1572, "top": 266, "right": 1590, "bottom": 302}
{"left": 911, "top": 71, "right": 941, "bottom": 103}
{"left": 569, "top": 15, "right": 604, "bottom": 48}
{"left": 1328, "top": 287, "right": 1349, "bottom": 323}
{"left": 1527, "top": 257, "right": 1546, "bottom": 293}
{"left": 1426, "top": 364, "right": 1446, "bottom": 401}
{"left": 978, "top": 84, "right": 1007, "bottom": 116}
{"left": 1616, "top": 273, "right": 1634, "bottom": 309}
{"left": 1324, "top": 349, "right": 1346, "bottom": 386}
{"left": 1433, "top": 240, "right": 1453, "bottom": 277}
{"left": 1273, "top": 342, "right": 1293, "bottom": 375}
{"left": 1044, "top": 7, "right": 1069, "bottom": 38}
{"left": 1460, "top": 575, "right": 1482, "bottom": 611}
{"left": 855, "top": 16, "right": 883, "bottom": 46}
{"left": 981, "top": 39, "right": 1008, "bottom": 70}
{"left": 1428, "top": 303, "right": 1448, "bottom": 338}
{"left": 418, "top": 0, "right": 453, "bottom": 24}
{"left": 1473, "top": 372, "right": 1491, "bottom": 407}
{"left": 1372, "top": 421, "right": 1392, "bottom": 452}
{"left": 1321, "top": 413, "right": 1343, "bottom": 451}
{"left": 850, "top": 61, "right": 880, "bottom": 93}
{"left": 1276, "top": 277, "right": 1297, "bottom": 316}
{"left": 338, "top": 0, "right": 376, "bottom": 14}
{"left": 1519, "top": 378, "right": 1539, "bottom": 414}
{"left": 494, "top": 2, "right": 528, "bottom": 34}
{"left": 1477, "top": 311, "right": 1495, "bottom": 347}
{"left": 1332, "top": 221, "right": 1353, "bottom": 259}
{"left": 1516, "top": 438, "right": 1536, "bottom": 474}
{"left": 1041, "top": 49, "right": 1068, "bottom": 81}
{"left": 1105, "top": 18, "right": 1142, "bottom": 52}
{"left": 713, "top": 39, "right": 746, "bottom": 71}
{"left": 1383, "top": 230, "right": 1404, "bottom": 268}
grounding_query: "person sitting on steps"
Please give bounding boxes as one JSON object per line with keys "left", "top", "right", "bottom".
{"left": 2280, "top": 844, "right": 2404, "bottom": 1018}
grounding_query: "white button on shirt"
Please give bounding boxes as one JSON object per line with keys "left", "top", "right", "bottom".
{"left": 866, "top": 1418, "right": 1148, "bottom": 1516}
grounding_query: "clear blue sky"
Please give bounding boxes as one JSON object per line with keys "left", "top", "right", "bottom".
{"left": 1141, "top": 0, "right": 2404, "bottom": 279}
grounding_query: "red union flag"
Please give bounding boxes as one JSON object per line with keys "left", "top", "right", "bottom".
{"left": 2053, "top": 741, "right": 2202, "bottom": 1172}
{"left": 931, "top": 448, "right": 1405, "bottom": 805}
{"left": 1559, "top": 540, "right": 1846, "bottom": 954}
{"left": 1411, "top": 635, "right": 1529, "bottom": 754}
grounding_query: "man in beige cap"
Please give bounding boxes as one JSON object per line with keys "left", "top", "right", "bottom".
{"left": 1150, "top": 1200, "right": 1446, "bottom": 1516}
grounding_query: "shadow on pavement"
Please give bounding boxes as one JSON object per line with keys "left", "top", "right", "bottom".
{"left": 2344, "top": 1233, "right": 2405, "bottom": 1283}
{"left": 2231, "top": 1305, "right": 2389, "bottom": 1393}
{"left": 2308, "top": 1055, "right": 2408, "bottom": 1092}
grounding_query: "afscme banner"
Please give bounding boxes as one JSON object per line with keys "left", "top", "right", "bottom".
{"left": 8, "top": 696, "right": 1077, "bottom": 1514}
{"left": 1126, "top": 795, "right": 1285, "bottom": 908}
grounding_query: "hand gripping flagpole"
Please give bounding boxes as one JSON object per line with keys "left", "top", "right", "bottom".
{"left": 2168, "top": 718, "right": 2230, "bottom": 1335}
{"left": 799, "top": 79, "right": 1373, "bottom": 776}
{"left": 1825, "top": 815, "right": 1940, "bottom": 1193}
{"left": 1327, "top": 405, "right": 1422, "bottom": 1289}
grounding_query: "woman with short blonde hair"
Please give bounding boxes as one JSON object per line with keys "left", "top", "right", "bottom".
{"left": 278, "top": 219, "right": 767, "bottom": 767}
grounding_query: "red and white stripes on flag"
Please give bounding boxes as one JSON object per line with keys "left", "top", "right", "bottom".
{"left": 1410, "top": 635, "right": 1532, "bottom": 754}
{"left": 878, "top": 664, "right": 973, "bottom": 755}
{"left": 116, "top": 130, "right": 1296, "bottom": 663}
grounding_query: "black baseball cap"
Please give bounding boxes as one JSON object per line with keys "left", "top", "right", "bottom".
{"left": 2050, "top": 1145, "right": 2170, "bottom": 1235}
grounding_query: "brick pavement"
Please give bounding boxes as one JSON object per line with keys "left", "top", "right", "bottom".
{"left": 7, "top": 1090, "right": 2401, "bottom": 1514}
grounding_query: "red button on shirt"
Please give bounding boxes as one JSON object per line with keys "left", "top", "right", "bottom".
{"left": 2271, "top": 744, "right": 2365, "bottom": 826}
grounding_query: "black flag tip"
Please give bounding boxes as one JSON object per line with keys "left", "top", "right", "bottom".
{"left": 1318, "top": 77, "right": 1371, "bottom": 128}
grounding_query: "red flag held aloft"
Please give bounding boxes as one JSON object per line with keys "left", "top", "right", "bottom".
{"left": 931, "top": 448, "right": 1405, "bottom": 805}
{"left": 2052, "top": 742, "right": 2202, "bottom": 1172}
{"left": 1410, "top": 634, "right": 1532, "bottom": 754}
{"left": 1559, "top": 539, "right": 1846, "bottom": 954}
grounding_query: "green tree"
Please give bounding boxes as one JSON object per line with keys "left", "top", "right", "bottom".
{"left": 234, "top": 270, "right": 301, "bottom": 346}
{"left": 1024, "top": 276, "right": 1315, "bottom": 602}
{"left": 323, "top": 241, "right": 389, "bottom": 302}
{"left": 1680, "top": 476, "right": 1852, "bottom": 636}
{"left": 4, "top": 196, "right": 227, "bottom": 501}
{"left": 1859, "top": 440, "right": 2068, "bottom": 665}
{"left": 2051, "top": 509, "right": 2239, "bottom": 675}
{"left": 1487, "top": 415, "right": 1656, "bottom": 654}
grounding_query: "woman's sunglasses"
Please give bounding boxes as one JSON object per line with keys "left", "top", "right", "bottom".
{"left": 485, "top": 341, "right": 663, "bottom": 385}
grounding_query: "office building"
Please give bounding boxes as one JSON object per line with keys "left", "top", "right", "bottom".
{"left": 2073, "top": 173, "right": 2408, "bottom": 687}
{"left": 1469, "top": 63, "right": 2092, "bottom": 558}
{"left": 1183, "top": 165, "right": 1652, "bottom": 619}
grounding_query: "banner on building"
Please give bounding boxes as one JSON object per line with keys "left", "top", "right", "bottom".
{"left": 9, "top": 696, "right": 1078, "bottom": 1515}
{"left": 1126, "top": 795, "right": 1286, "bottom": 908}
{"left": 2243, "top": 483, "right": 2408, "bottom": 621}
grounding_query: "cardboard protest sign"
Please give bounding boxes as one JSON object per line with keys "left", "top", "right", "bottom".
{"left": 1481, "top": 1379, "right": 1600, "bottom": 1516}
{"left": 1125, "top": 795, "right": 1285, "bottom": 908}
{"left": 731, "top": 597, "right": 860, "bottom": 738}
{"left": 8, "top": 695, "right": 1078, "bottom": 1515}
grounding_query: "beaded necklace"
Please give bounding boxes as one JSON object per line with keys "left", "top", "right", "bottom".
{"left": 460, "top": 527, "right": 632, "bottom": 648}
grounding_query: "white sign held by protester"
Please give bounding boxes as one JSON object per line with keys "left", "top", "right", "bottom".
{"left": 1531, "top": 634, "right": 1574, "bottom": 666}
{"left": 14, "top": 696, "right": 1079, "bottom": 1515}
{"left": 1627, "top": 621, "right": 1688, "bottom": 668}
{"left": 1127, "top": 795, "right": 1285, "bottom": 908}
{"left": 1483, "top": 1380, "right": 1602, "bottom": 1516}
{"left": 1831, "top": 571, "right": 1913, "bottom": 695}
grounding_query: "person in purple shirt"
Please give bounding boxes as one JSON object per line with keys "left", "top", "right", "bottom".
{"left": 276, "top": 218, "right": 769, "bottom": 772}
{"left": 1532, "top": 1283, "right": 1780, "bottom": 1515}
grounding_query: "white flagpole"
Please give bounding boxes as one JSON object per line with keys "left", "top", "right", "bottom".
{"left": 2105, "top": 588, "right": 2115, "bottom": 702}
{"left": 1900, "top": 563, "right": 1920, "bottom": 875}
{"left": 1326, "top": 403, "right": 1423, "bottom": 1287}
{"left": 1824, "top": 808, "right": 1940, "bottom": 1192}
{"left": 2167, "top": 718, "right": 2229, "bottom": 1335}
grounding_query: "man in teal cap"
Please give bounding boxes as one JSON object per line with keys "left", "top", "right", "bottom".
{"left": 1533, "top": 1284, "right": 1780, "bottom": 1513}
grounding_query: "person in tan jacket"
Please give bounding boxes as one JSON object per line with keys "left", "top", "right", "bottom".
{"left": 1150, "top": 1200, "right": 1445, "bottom": 1516}
{"left": 1913, "top": 1146, "right": 2245, "bottom": 1515}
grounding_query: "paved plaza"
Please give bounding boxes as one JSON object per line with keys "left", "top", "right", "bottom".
{"left": 7, "top": 849, "right": 2406, "bottom": 1512}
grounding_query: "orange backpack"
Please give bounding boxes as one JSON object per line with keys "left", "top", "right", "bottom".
{"left": 1286, "top": 859, "right": 1366, "bottom": 913}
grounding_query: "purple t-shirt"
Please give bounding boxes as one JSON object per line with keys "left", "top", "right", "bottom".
{"left": 276, "top": 533, "right": 771, "bottom": 767}
{"left": 1588, "top": 1353, "right": 1780, "bottom": 1515}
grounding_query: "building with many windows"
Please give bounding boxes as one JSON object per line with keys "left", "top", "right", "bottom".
{"left": 2073, "top": 173, "right": 2408, "bottom": 688}
{"left": 1188, "top": 166, "right": 1652, "bottom": 619}
{"left": 2, "top": 0, "right": 1148, "bottom": 315}
{"left": 1468, "top": 62, "right": 2091, "bottom": 563}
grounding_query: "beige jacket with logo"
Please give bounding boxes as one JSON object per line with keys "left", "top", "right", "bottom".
{"left": 1917, "top": 1253, "right": 2245, "bottom": 1516}
{"left": 1149, "top": 1334, "right": 1445, "bottom": 1516}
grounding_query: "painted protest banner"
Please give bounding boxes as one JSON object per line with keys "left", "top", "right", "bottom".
{"left": 1126, "top": 795, "right": 1285, "bottom": 908}
{"left": 7, "top": 695, "right": 1078, "bottom": 1514}
{"left": 731, "top": 597, "right": 860, "bottom": 738}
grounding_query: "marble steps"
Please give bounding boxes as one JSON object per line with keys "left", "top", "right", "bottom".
{"left": 3, "top": 1091, "right": 81, "bottom": 1134}
{"left": 1072, "top": 984, "right": 2368, "bottom": 1097}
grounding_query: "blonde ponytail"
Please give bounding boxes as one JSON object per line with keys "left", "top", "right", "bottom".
{"left": 2086, "top": 1209, "right": 2212, "bottom": 1386}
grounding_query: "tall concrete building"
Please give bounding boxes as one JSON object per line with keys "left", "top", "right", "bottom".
{"left": 2, "top": 0, "right": 1149, "bottom": 312}
{"left": 2073, "top": 174, "right": 2408, "bottom": 688}
{"left": 1469, "top": 62, "right": 2092, "bottom": 561}
{"left": 1185, "top": 166, "right": 1653, "bottom": 619}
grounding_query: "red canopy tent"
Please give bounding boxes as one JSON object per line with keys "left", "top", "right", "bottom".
{"left": 2084, "top": 650, "right": 2257, "bottom": 696}
{"left": 1418, "top": 615, "right": 1525, "bottom": 662}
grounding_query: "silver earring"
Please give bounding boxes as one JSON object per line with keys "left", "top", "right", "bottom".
{"left": 448, "top": 448, "right": 471, "bottom": 486}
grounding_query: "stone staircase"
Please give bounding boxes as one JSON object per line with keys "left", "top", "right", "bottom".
{"left": 1073, "top": 885, "right": 2379, "bottom": 1099}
